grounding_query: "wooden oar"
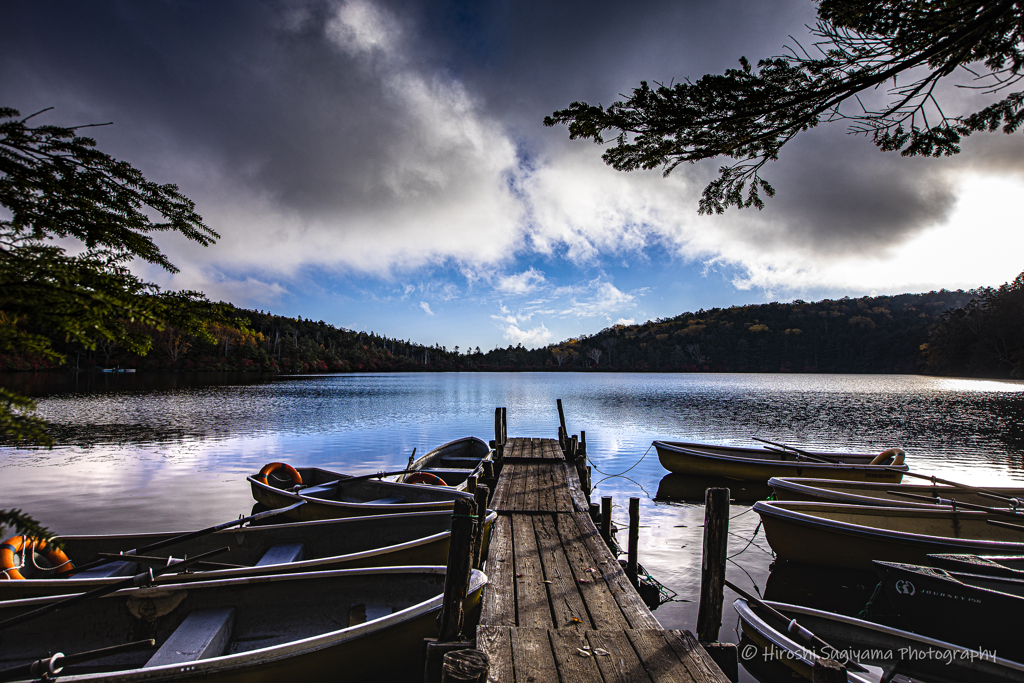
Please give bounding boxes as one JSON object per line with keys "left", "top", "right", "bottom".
{"left": 96, "top": 552, "right": 245, "bottom": 570}
{"left": 70, "top": 501, "right": 306, "bottom": 574}
{"left": 987, "top": 518, "right": 1024, "bottom": 533}
{"left": 0, "top": 546, "right": 230, "bottom": 632}
{"left": 896, "top": 471, "right": 1022, "bottom": 506}
{"left": 886, "top": 490, "right": 1024, "bottom": 519}
{"left": 0, "top": 639, "right": 155, "bottom": 681}
{"left": 753, "top": 438, "right": 841, "bottom": 464}
{"left": 724, "top": 579, "right": 868, "bottom": 673}
{"left": 295, "top": 468, "right": 446, "bottom": 494}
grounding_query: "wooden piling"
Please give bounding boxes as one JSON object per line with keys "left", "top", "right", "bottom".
{"left": 579, "top": 430, "right": 586, "bottom": 456}
{"left": 696, "top": 487, "right": 729, "bottom": 644}
{"left": 494, "top": 409, "right": 504, "bottom": 460}
{"left": 473, "top": 485, "right": 489, "bottom": 568}
{"left": 466, "top": 475, "right": 477, "bottom": 494}
{"left": 438, "top": 497, "right": 477, "bottom": 641}
{"left": 556, "top": 398, "right": 568, "bottom": 445}
{"left": 588, "top": 502, "right": 600, "bottom": 525}
{"left": 500, "top": 407, "right": 507, "bottom": 445}
{"left": 600, "top": 496, "right": 612, "bottom": 545}
{"left": 626, "top": 497, "right": 640, "bottom": 587}
{"left": 812, "top": 659, "right": 846, "bottom": 683}
{"left": 442, "top": 650, "right": 489, "bottom": 683}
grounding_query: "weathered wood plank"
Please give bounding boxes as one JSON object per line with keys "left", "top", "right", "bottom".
{"left": 625, "top": 629, "right": 697, "bottom": 683}
{"left": 662, "top": 629, "right": 733, "bottom": 683}
{"left": 476, "top": 625, "right": 513, "bottom": 683}
{"left": 551, "top": 463, "right": 575, "bottom": 512}
{"left": 584, "top": 629, "right": 655, "bottom": 683}
{"left": 533, "top": 514, "right": 590, "bottom": 629}
{"left": 548, "top": 628, "right": 604, "bottom": 683}
{"left": 480, "top": 515, "right": 516, "bottom": 626}
{"left": 571, "top": 513, "right": 661, "bottom": 629}
{"left": 554, "top": 514, "right": 632, "bottom": 630}
{"left": 563, "top": 461, "right": 591, "bottom": 513}
{"left": 510, "top": 627, "right": 560, "bottom": 683}
{"left": 512, "top": 514, "right": 553, "bottom": 628}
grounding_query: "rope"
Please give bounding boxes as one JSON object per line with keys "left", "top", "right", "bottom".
{"left": 590, "top": 444, "right": 652, "bottom": 479}
{"left": 858, "top": 581, "right": 884, "bottom": 618}
{"left": 727, "top": 520, "right": 766, "bottom": 559}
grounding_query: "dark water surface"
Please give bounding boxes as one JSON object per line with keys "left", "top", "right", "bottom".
{"left": 3, "top": 371, "right": 1024, "bottom": 679}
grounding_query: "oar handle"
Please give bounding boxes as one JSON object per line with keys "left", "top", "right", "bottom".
{"left": 899, "top": 471, "right": 1021, "bottom": 503}
{"left": 753, "top": 438, "right": 840, "bottom": 464}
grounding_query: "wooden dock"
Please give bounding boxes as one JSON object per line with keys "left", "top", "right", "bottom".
{"left": 474, "top": 436, "right": 730, "bottom": 683}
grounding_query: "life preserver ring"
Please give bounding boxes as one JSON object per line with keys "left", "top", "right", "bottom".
{"left": 869, "top": 448, "right": 906, "bottom": 466}
{"left": 404, "top": 472, "right": 448, "bottom": 486}
{"left": 255, "top": 462, "right": 303, "bottom": 487}
{"left": 0, "top": 536, "right": 74, "bottom": 580}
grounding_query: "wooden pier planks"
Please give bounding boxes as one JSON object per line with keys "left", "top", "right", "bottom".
{"left": 478, "top": 436, "right": 728, "bottom": 682}
{"left": 477, "top": 626, "right": 731, "bottom": 683}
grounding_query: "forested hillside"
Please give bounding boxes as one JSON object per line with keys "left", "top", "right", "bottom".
{"left": 4, "top": 281, "right": 1022, "bottom": 378}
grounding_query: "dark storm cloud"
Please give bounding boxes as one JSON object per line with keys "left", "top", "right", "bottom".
{"left": 0, "top": 0, "right": 1016, "bottom": 278}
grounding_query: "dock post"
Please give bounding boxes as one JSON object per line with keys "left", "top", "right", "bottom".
{"left": 570, "top": 434, "right": 578, "bottom": 461}
{"left": 580, "top": 430, "right": 586, "bottom": 455}
{"left": 589, "top": 502, "right": 600, "bottom": 525}
{"left": 473, "top": 485, "right": 489, "bottom": 568}
{"left": 442, "top": 650, "right": 489, "bottom": 683}
{"left": 600, "top": 497, "right": 612, "bottom": 545}
{"left": 812, "top": 659, "right": 846, "bottom": 683}
{"left": 423, "top": 497, "right": 478, "bottom": 683}
{"left": 494, "top": 408, "right": 504, "bottom": 460}
{"left": 466, "top": 475, "right": 477, "bottom": 494}
{"left": 626, "top": 497, "right": 639, "bottom": 587}
{"left": 696, "top": 487, "right": 729, "bottom": 644}
{"left": 556, "top": 398, "right": 568, "bottom": 446}
{"left": 500, "top": 407, "right": 507, "bottom": 445}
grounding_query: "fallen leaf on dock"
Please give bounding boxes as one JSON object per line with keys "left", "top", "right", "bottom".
{"left": 516, "top": 573, "right": 524, "bottom": 577}
{"left": 570, "top": 616, "right": 582, "bottom": 624}
{"left": 593, "top": 648, "right": 611, "bottom": 656}
{"left": 540, "top": 580, "right": 552, "bottom": 584}
{"left": 576, "top": 578, "right": 591, "bottom": 583}
{"left": 585, "top": 567, "right": 597, "bottom": 573}
{"left": 576, "top": 648, "right": 593, "bottom": 657}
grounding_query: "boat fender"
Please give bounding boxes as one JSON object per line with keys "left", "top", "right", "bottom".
{"left": 869, "top": 448, "right": 905, "bottom": 466}
{"left": 404, "top": 472, "right": 448, "bottom": 486}
{"left": 255, "top": 462, "right": 303, "bottom": 487}
{"left": 0, "top": 536, "right": 74, "bottom": 580}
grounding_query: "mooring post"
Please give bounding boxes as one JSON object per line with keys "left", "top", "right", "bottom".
{"left": 466, "top": 475, "right": 477, "bottom": 494}
{"left": 580, "top": 430, "right": 586, "bottom": 456}
{"left": 493, "top": 408, "right": 504, "bottom": 460}
{"left": 589, "top": 502, "right": 600, "bottom": 525}
{"left": 500, "top": 407, "right": 507, "bottom": 445}
{"left": 626, "top": 497, "right": 640, "bottom": 587}
{"left": 424, "top": 497, "right": 478, "bottom": 683}
{"left": 472, "top": 485, "right": 489, "bottom": 568}
{"left": 696, "top": 487, "right": 730, "bottom": 644}
{"left": 438, "top": 497, "right": 477, "bottom": 641}
{"left": 600, "top": 496, "right": 612, "bottom": 545}
{"left": 570, "top": 434, "right": 578, "bottom": 461}
{"left": 812, "top": 659, "right": 846, "bottom": 683}
{"left": 556, "top": 398, "right": 568, "bottom": 444}
{"left": 441, "top": 650, "right": 489, "bottom": 683}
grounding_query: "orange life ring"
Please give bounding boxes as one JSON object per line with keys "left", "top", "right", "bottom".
{"left": 255, "top": 462, "right": 303, "bottom": 487}
{"left": 869, "top": 448, "right": 906, "bottom": 466}
{"left": 404, "top": 471, "right": 448, "bottom": 486}
{"left": 0, "top": 536, "right": 74, "bottom": 580}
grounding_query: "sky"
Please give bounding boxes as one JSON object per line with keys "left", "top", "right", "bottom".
{"left": 4, "top": 0, "right": 1024, "bottom": 351}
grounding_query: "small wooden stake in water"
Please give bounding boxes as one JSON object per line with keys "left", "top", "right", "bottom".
{"left": 438, "top": 497, "right": 477, "bottom": 642}
{"left": 441, "top": 649, "right": 489, "bottom": 683}
{"left": 473, "top": 485, "right": 489, "bottom": 569}
{"left": 697, "top": 487, "right": 729, "bottom": 643}
{"left": 627, "top": 497, "right": 640, "bottom": 587}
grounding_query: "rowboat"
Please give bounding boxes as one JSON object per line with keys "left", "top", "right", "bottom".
{"left": 0, "top": 566, "right": 487, "bottom": 682}
{"left": 248, "top": 465, "right": 474, "bottom": 521}
{"left": 0, "top": 510, "right": 497, "bottom": 601}
{"left": 653, "top": 440, "right": 907, "bottom": 482}
{"left": 655, "top": 473, "right": 772, "bottom": 503}
{"left": 394, "top": 436, "right": 492, "bottom": 489}
{"left": 734, "top": 597, "right": 1024, "bottom": 682}
{"left": 754, "top": 500, "right": 1024, "bottom": 570}
{"left": 928, "top": 553, "right": 1024, "bottom": 578}
{"left": 875, "top": 560, "right": 1024, "bottom": 661}
{"left": 770, "top": 477, "right": 1024, "bottom": 508}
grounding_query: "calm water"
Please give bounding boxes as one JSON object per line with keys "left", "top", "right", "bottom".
{"left": 3, "top": 371, "right": 1024, "bottom": 679}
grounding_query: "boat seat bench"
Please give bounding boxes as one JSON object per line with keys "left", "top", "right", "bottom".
{"left": 144, "top": 607, "right": 236, "bottom": 668}
{"left": 255, "top": 543, "right": 305, "bottom": 566}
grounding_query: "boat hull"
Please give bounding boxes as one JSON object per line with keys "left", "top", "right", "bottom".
{"left": 0, "top": 566, "right": 487, "bottom": 682}
{"left": 654, "top": 441, "right": 906, "bottom": 483}
{"left": 397, "top": 436, "right": 492, "bottom": 489}
{"left": 755, "top": 501, "right": 1024, "bottom": 570}
{"left": 770, "top": 477, "right": 1024, "bottom": 508}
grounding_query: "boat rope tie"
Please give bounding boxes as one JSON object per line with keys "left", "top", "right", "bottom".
{"left": 727, "top": 520, "right": 765, "bottom": 560}
{"left": 857, "top": 581, "right": 884, "bottom": 618}
{"left": 590, "top": 444, "right": 652, "bottom": 479}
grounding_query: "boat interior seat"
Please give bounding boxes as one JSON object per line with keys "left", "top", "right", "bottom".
{"left": 144, "top": 607, "right": 236, "bottom": 668}
{"left": 255, "top": 543, "right": 305, "bottom": 567}
{"left": 297, "top": 485, "right": 336, "bottom": 497}
{"left": 364, "top": 496, "right": 406, "bottom": 505}
{"left": 74, "top": 560, "right": 137, "bottom": 579}
{"left": 438, "top": 457, "right": 482, "bottom": 465}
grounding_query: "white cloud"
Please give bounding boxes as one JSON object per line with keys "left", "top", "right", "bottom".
{"left": 419, "top": 301, "right": 434, "bottom": 315}
{"left": 559, "top": 280, "right": 639, "bottom": 319}
{"left": 502, "top": 323, "right": 553, "bottom": 348}
{"left": 614, "top": 317, "right": 635, "bottom": 326}
{"left": 495, "top": 267, "right": 546, "bottom": 295}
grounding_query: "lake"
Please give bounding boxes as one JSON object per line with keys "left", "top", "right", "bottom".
{"left": 3, "top": 371, "right": 1024, "bottom": 679}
